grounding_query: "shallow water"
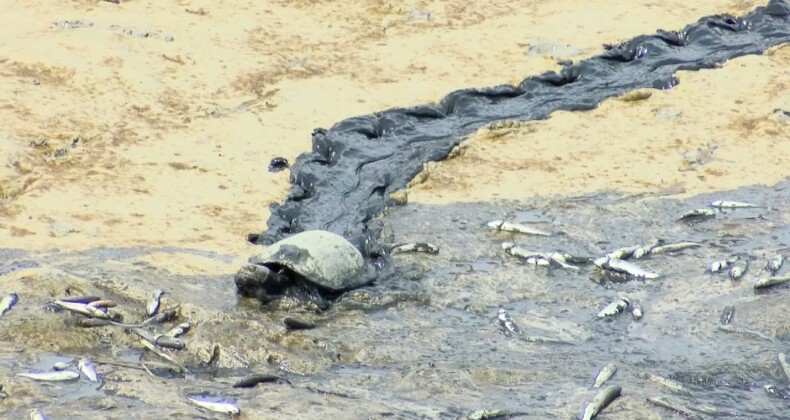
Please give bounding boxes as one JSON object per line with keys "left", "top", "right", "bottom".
{"left": 2, "top": 181, "right": 790, "bottom": 418}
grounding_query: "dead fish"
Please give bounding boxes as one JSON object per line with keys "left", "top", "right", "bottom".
{"left": 678, "top": 208, "right": 716, "bottom": 221}
{"left": 597, "top": 298, "right": 629, "bottom": 318}
{"left": 631, "top": 302, "right": 644, "bottom": 320}
{"left": 156, "top": 335, "right": 185, "bottom": 350}
{"left": 282, "top": 316, "right": 316, "bottom": 331}
{"left": 649, "top": 242, "right": 702, "bottom": 255}
{"left": 139, "top": 339, "right": 184, "bottom": 371}
{"left": 765, "top": 384, "right": 790, "bottom": 399}
{"left": 52, "top": 300, "right": 110, "bottom": 319}
{"left": 53, "top": 361, "right": 70, "bottom": 371}
{"left": 767, "top": 254, "right": 784, "bottom": 275}
{"left": 17, "top": 370, "right": 80, "bottom": 381}
{"left": 706, "top": 256, "right": 738, "bottom": 273}
{"left": 718, "top": 325, "right": 775, "bottom": 343}
{"left": 56, "top": 295, "right": 101, "bottom": 304}
{"left": 78, "top": 358, "right": 99, "bottom": 382}
{"left": 78, "top": 318, "right": 112, "bottom": 328}
{"left": 778, "top": 353, "right": 790, "bottom": 382}
{"left": 610, "top": 245, "right": 640, "bottom": 260}
{"left": 719, "top": 305, "right": 735, "bottom": 325}
{"left": 207, "top": 343, "right": 221, "bottom": 365}
{"left": 592, "top": 363, "right": 617, "bottom": 388}
{"left": 522, "top": 336, "right": 576, "bottom": 345}
{"left": 389, "top": 242, "right": 439, "bottom": 254}
{"left": 497, "top": 308, "right": 521, "bottom": 336}
{"left": 467, "top": 409, "right": 526, "bottom": 420}
{"left": 580, "top": 385, "right": 621, "bottom": 420}
{"left": 633, "top": 239, "right": 664, "bottom": 259}
{"left": 646, "top": 397, "right": 704, "bottom": 420}
{"left": 594, "top": 256, "right": 660, "bottom": 279}
{"left": 232, "top": 373, "right": 291, "bottom": 388}
{"left": 188, "top": 397, "right": 240, "bottom": 415}
{"left": 487, "top": 220, "right": 551, "bottom": 236}
{"left": 501, "top": 242, "right": 542, "bottom": 259}
{"left": 87, "top": 299, "right": 117, "bottom": 309}
{"left": 754, "top": 275, "right": 790, "bottom": 289}
{"left": 142, "top": 308, "right": 178, "bottom": 326}
{"left": 728, "top": 261, "right": 748, "bottom": 280}
{"left": 164, "top": 321, "right": 192, "bottom": 338}
{"left": 0, "top": 292, "right": 18, "bottom": 316}
{"left": 146, "top": 289, "right": 165, "bottom": 316}
{"left": 546, "top": 252, "right": 581, "bottom": 271}
{"left": 709, "top": 200, "right": 761, "bottom": 209}
{"left": 638, "top": 372, "right": 692, "bottom": 395}
{"left": 29, "top": 409, "right": 47, "bottom": 420}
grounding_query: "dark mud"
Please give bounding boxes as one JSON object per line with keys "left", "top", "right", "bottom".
{"left": 2, "top": 180, "right": 790, "bottom": 418}
{"left": 257, "top": 0, "right": 790, "bottom": 254}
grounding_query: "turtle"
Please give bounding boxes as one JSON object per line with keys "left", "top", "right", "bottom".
{"left": 234, "top": 230, "right": 376, "bottom": 309}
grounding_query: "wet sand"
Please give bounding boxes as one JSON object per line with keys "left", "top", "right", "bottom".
{"left": 0, "top": 0, "right": 788, "bottom": 418}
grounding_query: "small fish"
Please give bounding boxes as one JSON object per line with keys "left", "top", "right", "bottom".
{"left": 52, "top": 361, "right": 70, "bottom": 371}
{"left": 525, "top": 255, "right": 551, "bottom": 266}
{"left": 719, "top": 305, "right": 735, "bottom": 325}
{"left": 718, "top": 325, "right": 775, "bottom": 343}
{"left": 142, "top": 308, "right": 178, "bottom": 326}
{"left": 155, "top": 335, "right": 186, "bottom": 350}
{"left": 0, "top": 292, "right": 19, "bottom": 316}
{"left": 78, "top": 318, "right": 112, "bottom": 328}
{"left": 610, "top": 245, "right": 640, "bottom": 260}
{"left": 17, "top": 370, "right": 80, "bottom": 381}
{"left": 52, "top": 300, "right": 110, "bottom": 319}
{"left": 232, "top": 373, "right": 291, "bottom": 388}
{"left": 580, "top": 385, "right": 621, "bottom": 420}
{"left": 139, "top": 339, "right": 184, "bottom": 371}
{"left": 78, "top": 358, "right": 99, "bottom": 382}
{"left": 646, "top": 397, "right": 703, "bottom": 420}
{"left": 592, "top": 363, "right": 617, "bottom": 388}
{"left": 778, "top": 353, "right": 790, "bottom": 382}
{"left": 678, "top": 208, "right": 716, "bottom": 221}
{"left": 754, "top": 275, "right": 790, "bottom": 289}
{"left": 87, "top": 299, "right": 117, "bottom": 309}
{"left": 546, "top": 252, "right": 581, "bottom": 271}
{"left": 649, "top": 242, "right": 702, "bottom": 255}
{"left": 164, "top": 321, "right": 192, "bottom": 338}
{"left": 146, "top": 289, "right": 165, "bottom": 316}
{"left": 728, "top": 261, "right": 748, "bottom": 280}
{"left": 56, "top": 295, "right": 101, "bottom": 304}
{"left": 29, "top": 409, "right": 47, "bottom": 420}
{"left": 638, "top": 372, "right": 692, "bottom": 395}
{"left": 767, "top": 254, "right": 784, "bottom": 275}
{"left": 597, "top": 298, "right": 629, "bottom": 318}
{"left": 389, "top": 242, "right": 439, "bottom": 254}
{"left": 188, "top": 397, "right": 240, "bottom": 415}
{"left": 497, "top": 308, "right": 521, "bottom": 336}
{"left": 633, "top": 239, "right": 664, "bottom": 259}
{"left": 706, "top": 256, "right": 738, "bottom": 273}
{"left": 595, "top": 256, "right": 660, "bottom": 279}
{"left": 501, "top": 242, "right": 541, "bottom": 259}
{"left": 631, "top": 302, "right": 644, "bottom": 320}
{"left": 487, "top": 220, "right": 551, "bottom": 236}
{"left": 709, "top": 200, "right": 760, "bottom": 209}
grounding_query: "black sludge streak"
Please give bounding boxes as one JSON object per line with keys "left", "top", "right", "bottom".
{"left": 256, "top": 2, "right": 790, "bottom": 258}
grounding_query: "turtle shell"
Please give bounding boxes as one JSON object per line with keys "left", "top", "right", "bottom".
{"left": 249, "top": 230, "right": 374, "bottom": 291}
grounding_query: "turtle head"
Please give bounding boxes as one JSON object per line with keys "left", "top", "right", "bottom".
{"left": 234, "top": 263, "right": 290, "bottom": 302}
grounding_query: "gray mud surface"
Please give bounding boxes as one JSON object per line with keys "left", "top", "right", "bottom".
{"left": 2, "top": 181, "right": 790, "bottom": 418}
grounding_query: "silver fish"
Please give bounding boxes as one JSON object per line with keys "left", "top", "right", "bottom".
{"left": 610, "top": 245, "right": 640, "bottom": 260}
{"left": 501, "top": 242, "right": 542, "bottom": 259}
{"left": 1, "top": 292, "right": 19, "bottom": 316}
{"left": 147, "top": 289, "right": 165, "bottom": 316}
{"left": 638, "top": 372, "right": 691, "bottom": 395}
{"left": 546, "top": 252, "right": 580, "bottom": 271}
{"left": 580, "top": 385, "right": 621, "bottom": 420}
{"left": 678, "top": 208, "right": 716, "bottom": 220}
{"left": 709, "top": 200, "right": 760, "bottom": 209}
{"left": 597, "top": 298, "right": 629, "bottom": 318}
{"left": 592, "top": 363, "right": 617, "bottom": 388}
{"left": 767, "top": 254, "right": 784, "bottom": 275}
{"left": 165, "top": 321, "right": 192, "bottom": 338}
{"left": 706, "top": 256, "right": 738, "bottom": 273}
{"left": 78, "top": 357, "right": 99, "bottom": 382}
{"left": 650, "top": 242, "right": 702, "bottom": 255}
{"left": 188, "top": 397, "right": 241, "bottom": 415}
{"left": 646, "top": 397, "right": 703, "bottom": 420}
{"left": 487, "top": 220, "right": 551, "bottom": 236}
{"left": 525, "top": 255, "right": 551, "bottom": 266}
{"left": 52, "top": 300, "right": 110, "bottom": 319}
{"left": 29, "top": 409, "right": 47, "bottom": 420}
{"left": 754, "top": 275, "right": 790, "bottom": 289}
{"left": 778, "top": 353, "right": 790, "bottom": 382}
{"left": 631, "top": 302, "right": 644, "bottom": 320}
{"left": 497, "top": 308, "right": 521, "bottom": 336}
{"left": 719, "top": 305, "right": 735, "bottom": 325}
{"left": 389, "top": 242, "right": 439, "bottom": 254}
{"left": 728, "top": 261, "right": 748, "bottom": 280}
{"left": 595, "top": 256, "right": 660, "bottom": 279}
{"left": 17, "top": 370, "right": 80, "bottom": 381}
